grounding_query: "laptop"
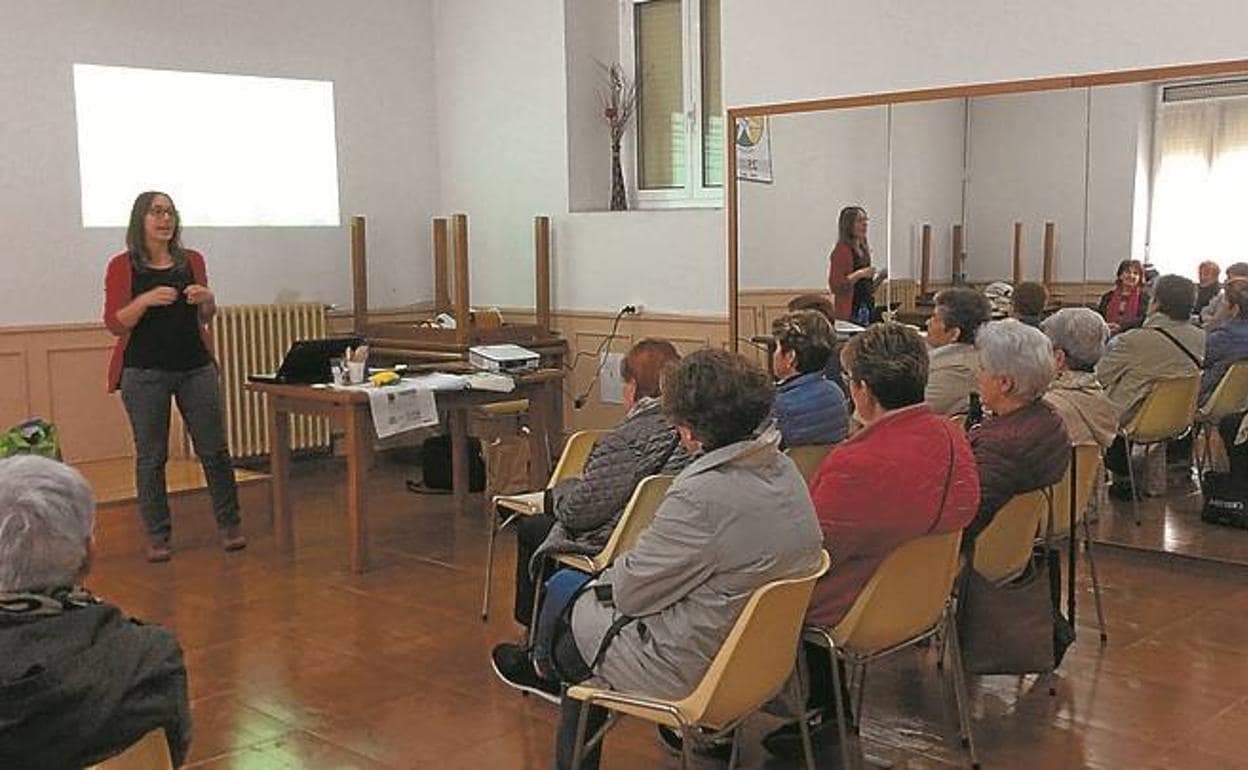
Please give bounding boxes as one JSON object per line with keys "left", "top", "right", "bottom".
{"left": 247, "top": 336, "right": 365, "bottom": 385}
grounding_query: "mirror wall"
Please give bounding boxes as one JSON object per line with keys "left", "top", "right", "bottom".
{"left": 732, "top": 66, "right": 1248, "bottom": 565}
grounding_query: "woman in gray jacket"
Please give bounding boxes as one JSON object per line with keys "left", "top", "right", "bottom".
{"left": 492, "top": 349, "right": 824, "bottom": 770}
{"left": 510, "top": 339, "right": 690, "bottom": 629}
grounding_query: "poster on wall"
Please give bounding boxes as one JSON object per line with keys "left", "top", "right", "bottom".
{"left": 735, "top": 116, "right": 773, "bottom": 183}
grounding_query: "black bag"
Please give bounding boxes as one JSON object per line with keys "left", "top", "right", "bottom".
{"left": 1201, "top": 471, "right": 1248, "bottom": 528}
{"left": 957, "top": 545, "right": 1075, "bottom": 676}
{"left": 420, "top": 435, "right": 487, "bottom": 492}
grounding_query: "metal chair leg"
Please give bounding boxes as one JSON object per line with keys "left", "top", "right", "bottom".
{"left": 482, "top": 511, "right": 519, "bottom": 620}
{"left": 797, "top": 710, "right": 818, "bottom": 770}
{"left": 1083, "top": 517, "right": 1109, "bottom": 644}
{"left": 727, "top": 727, "right": 741, "bottom": 770}
{"left": 945, "top": 613, "right": 980, "bottom": 769}
{"left": 829, "top": 647, "right": 855, "bottom": 770}
{"left": 1125, "top": 438, "right": 1142, "bottom": 526}
{"left": 679, "top": 725, "right": 692, "bottom": 770}
{"left": 853, "top": 664, "right": 868, "bottom": 735}
{"left": 570, "top": 699, "right": 592, "bottom": 770}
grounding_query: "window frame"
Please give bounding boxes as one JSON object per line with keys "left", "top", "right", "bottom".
{"left": 620, "top": 0, "right": 723, "bottom": 209}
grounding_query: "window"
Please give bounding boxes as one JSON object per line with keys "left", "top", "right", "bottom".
{"left": 1149, "top": 83, "right": 1248, "bottom": 275}
{"left": 73, "top": 64, "right": 340, "bottom": 228}
{"left": 625, "top": 0, "right": 722, "bottom": 207}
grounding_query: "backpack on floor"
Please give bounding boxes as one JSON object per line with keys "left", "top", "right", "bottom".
{"left": 1201, "top": 471, "right": 1248, "bottom": 529}
{"left": 0, "top": 419, "right": 62, "bottom": 461}
{"left": 419, "top": 435, "right": 486, "bottom": 492}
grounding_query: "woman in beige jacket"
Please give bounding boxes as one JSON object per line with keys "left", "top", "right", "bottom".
{"left": 1041, "top": 308, "right": 1121, "bottom": 448}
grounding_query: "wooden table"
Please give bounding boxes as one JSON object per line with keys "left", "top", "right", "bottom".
{"left": 246, "top": 369, "right": 564, "bottom": 572}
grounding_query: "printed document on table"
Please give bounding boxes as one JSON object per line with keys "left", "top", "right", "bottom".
{"left": 367, "top": 382, "right": 440, "bottom": 438}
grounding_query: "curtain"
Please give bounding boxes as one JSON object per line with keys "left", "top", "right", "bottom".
{"left": 1150, "top": 98, "right": 1248, "bottom": 275}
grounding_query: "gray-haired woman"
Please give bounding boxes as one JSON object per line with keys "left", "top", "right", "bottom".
{"left": 966, "top": 320, "right": 1070, "bottom": 542}
{"left": 1041, "top": 308, "right": 1121, "bottom": 449}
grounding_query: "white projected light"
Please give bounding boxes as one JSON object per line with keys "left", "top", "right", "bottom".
{"left": 73, "top": 64, "right": 340, "bottom": 227}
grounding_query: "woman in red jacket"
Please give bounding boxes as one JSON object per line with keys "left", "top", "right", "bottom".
{"left": 764, "top": 323, "right": 980, "bottom": 758}
{"left": 103, "top": 191, "right": 244, "bottom": 562}
{"left": 826, "top": 205, "right": 876, "bottom": 323}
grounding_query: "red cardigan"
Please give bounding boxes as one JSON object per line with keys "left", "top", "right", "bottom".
{"left": 102, "top": 250, "right": 215, "bottom": 392}
{"left": 826, "top": 242, "right": 856, "bottom": 321}
{"left": 805, "top": 404, "right": 981, "bottom": 629}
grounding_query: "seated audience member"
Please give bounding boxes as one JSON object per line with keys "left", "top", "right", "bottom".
{"left": 511, "top": 339, "right": 689, "bottom": 634}
{"left": 491, "top": 350, "right": 823, "bottom": 770}
{"left": 967, "top": 320, "right": 1070, "bottom": 542}
{"left": 1012, "top": 281, "right": 1049, "bottom": 328}
{"left": 1201, "top": 278, "right": 1248, "bottom": 478}
{"left": 0, "top": 456, "right": 191, "bottom": 767}
{"left": 764, "top": 323, "right": 981, "bottom": 758}
{"left": 770, "top": 310, "right": 849, "bottom": 447}
{"left": 1098, "top": 259, "right": 1150, "bottom": 334}
{"left": 1202, "top": 262, "right": 1248, "bottom": 327}
{"left": 1041, "top": 308, "right": 1121, "bottom": 449}
{"left": 787, "top": 293, "right": 848, "bottom": 395}
{"left": 925, "top": 287, "right": 992, "bottom": 416}
{"left": 1096, "top": 275, "right": 1205, "bottom": 498}
{"left": 1196, "top": 260, "right": 1222, "bottom": 319}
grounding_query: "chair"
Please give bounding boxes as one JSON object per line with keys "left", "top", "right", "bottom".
{"left": 784, "top": 444, "right": 833, "bottom": 483}
{"left": 88, "top": 729, "right": 172, "bottom": 770}
{"left": 1195, "top": 362, "right": 1248, "bottom": 474}
{"left": 1047, "top": 445, "right": 1109, "bottom": 643}
{"left": 566, "top": 551, "right": 831, "bottom": 770}
{"left": 972, "top": 489, "right": 1048, "bottom": 585}
{"left": 1120, "top": 374, "right": 1201, "bottom": 525}
{"left": 481, "top": 429, "right": 606, "bottom": 620}
{"left": 805, "top": 531, "right": 978, "bottom": 770}
{"left": 553, "top": 474, "right": 675, "bottom": 574}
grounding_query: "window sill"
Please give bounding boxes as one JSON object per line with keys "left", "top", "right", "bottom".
{"left": 569, "top": 200, "right": 724, "bottom": 214}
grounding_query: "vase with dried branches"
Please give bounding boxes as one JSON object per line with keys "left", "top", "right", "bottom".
{"left": 598, "top": 62, "right": 637, "bottom": 211}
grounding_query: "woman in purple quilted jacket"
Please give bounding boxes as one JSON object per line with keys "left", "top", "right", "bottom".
{"left": 509, "top": 339, "right": 691, "bottom": 636}
{"left": 966, "top": 319, "right": 1070, "bottom": 543}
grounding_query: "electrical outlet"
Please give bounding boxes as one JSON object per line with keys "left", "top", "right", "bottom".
{"left": 626, "top": 303, "right": 644, "bottom": 315}
{"left": 599, "top": 352, "right": 626, "bottom": 404}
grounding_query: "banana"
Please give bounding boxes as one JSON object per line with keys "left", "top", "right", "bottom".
{"left": 368, "top": 370, "right": 401, "bottom": 387}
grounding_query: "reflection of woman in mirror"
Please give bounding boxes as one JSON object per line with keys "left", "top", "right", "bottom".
{"left": 827, "top": 206, "right": 876, "bottom": 324}
{"left": 1097, "top": 259, "right": 1149, "bottom": 334}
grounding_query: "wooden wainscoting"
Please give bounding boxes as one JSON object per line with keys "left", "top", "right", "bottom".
{"left": 0, "top": 323, "right": 136, "bottom": 463}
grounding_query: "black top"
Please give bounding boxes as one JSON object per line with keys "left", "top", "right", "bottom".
{"left": 124, "top": 263, "right": 210, "bottom": 371}
{"left": 850, "top": 246, "right": 874, "bottom": 315}
{"left": 1196, "top": 282, "right": 1221, "bottom": 315}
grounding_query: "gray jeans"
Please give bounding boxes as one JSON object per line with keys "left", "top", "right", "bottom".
{"left": 120, "top": 363, "right": 240, "bottom": 541}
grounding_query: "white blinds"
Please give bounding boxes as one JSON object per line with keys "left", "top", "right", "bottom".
{"left": 1150, "top": 97, "right": 1248, "bottom": 275}
{"left": 700, "top": 0, "right": 723, "bottom": 188}
{"left": 636, "top": 0, "right": 685, "bottom": 190}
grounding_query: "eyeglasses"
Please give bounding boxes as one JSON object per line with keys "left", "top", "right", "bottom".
{"left": 147, "top": 206, "right": 177, "bottom": 219}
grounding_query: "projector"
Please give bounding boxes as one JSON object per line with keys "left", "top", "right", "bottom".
{"left": 468, "top": 344, "right": 540, "bottom": 373}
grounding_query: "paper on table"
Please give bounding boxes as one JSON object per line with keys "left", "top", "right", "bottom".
{"left": 404, "top": 372, "right": 470, "bottom": 391}
{"left": 367, "top": 382, "right": 439, "bottom": 438}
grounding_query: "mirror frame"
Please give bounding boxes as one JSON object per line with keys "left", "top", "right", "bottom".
{"left": 726, "top": 57, "right": 1248, "bottom": 351}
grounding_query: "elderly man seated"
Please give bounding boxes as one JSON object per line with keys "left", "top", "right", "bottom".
{"left": 0, "top": 456, "right": 191, "bottom": 767}
{"left": 925, "top": 288, "right": 992, "bottom": 416}
{"left": 1041, "top": 308, "right": 1121, "bottom": 449}
{"left": 967, "top": 320, "right": 1070, "bottom": 542}
{"left": 1096, "top": 275, "right": 1206, "bottom": 499}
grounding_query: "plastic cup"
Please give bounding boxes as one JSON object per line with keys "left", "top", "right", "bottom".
{"left": 347, "top": 360, "right": 367, "bottom": 384}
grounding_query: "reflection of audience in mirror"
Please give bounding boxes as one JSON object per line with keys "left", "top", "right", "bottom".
{"left": 1041, "top": 308, "right": 1120, "bottom": 449}
{"left": 769, "top": 310, "right": 849, "bottom": 448}
{"left": 1012, "top": 281, "right": 1049, "bottom": 328}
{"left": 1200, "top": 278, "right": 1248, "bottom": 478}
{"left": 1196, "top": 260, "right": 1222, "bottom": 319}
{"left": 1097, "top": 275, "right": 1205, "bottom": 499}
{"left": 1202, "top": 262, "right": 1248, "bottom": 328}
{"left": 826, "top": 206, "right": 876, "bottom": 325}
{"left": 966, "top": 320, "right": 1070, "bottom": 543}
{"left": 924, "top": 288, "right": 991, "bottom": 417}
{"left": 0, "top": 456, "right": 192, "bottom": 768}
{"left": 1098, "top": 259, "right": 1149, "bottom": 334}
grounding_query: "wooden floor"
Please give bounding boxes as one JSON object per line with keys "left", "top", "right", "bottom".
{"left": 86, "top": 454, "right": 1248, "bottom": 770}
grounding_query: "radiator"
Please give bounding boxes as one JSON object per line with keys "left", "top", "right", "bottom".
{"left": 211, "top": 303, "right": 332, "bottom": 459}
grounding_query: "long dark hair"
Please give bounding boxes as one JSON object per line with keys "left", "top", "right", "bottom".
{"left": 837, "top": 205, "right": 870, "bottom": 266}
{"left": 126, "top": 191, "right": 186, "bottom": 272}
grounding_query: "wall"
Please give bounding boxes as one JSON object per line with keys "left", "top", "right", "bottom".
{"left": 433, "top": 0, "right": 726, "bottom": 317}
{"left": 723, "top": 1, "right": 1248, "bottom": 109}
{"left": 0, "top": 0, "right": 440, "bottom": 326}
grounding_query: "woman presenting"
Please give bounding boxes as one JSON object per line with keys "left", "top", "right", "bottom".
{"left": 827, "top": 205, "right": 877, "bottom": 324}
{"left": 103, "top": 191, "right": 245, "bottom": 562}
